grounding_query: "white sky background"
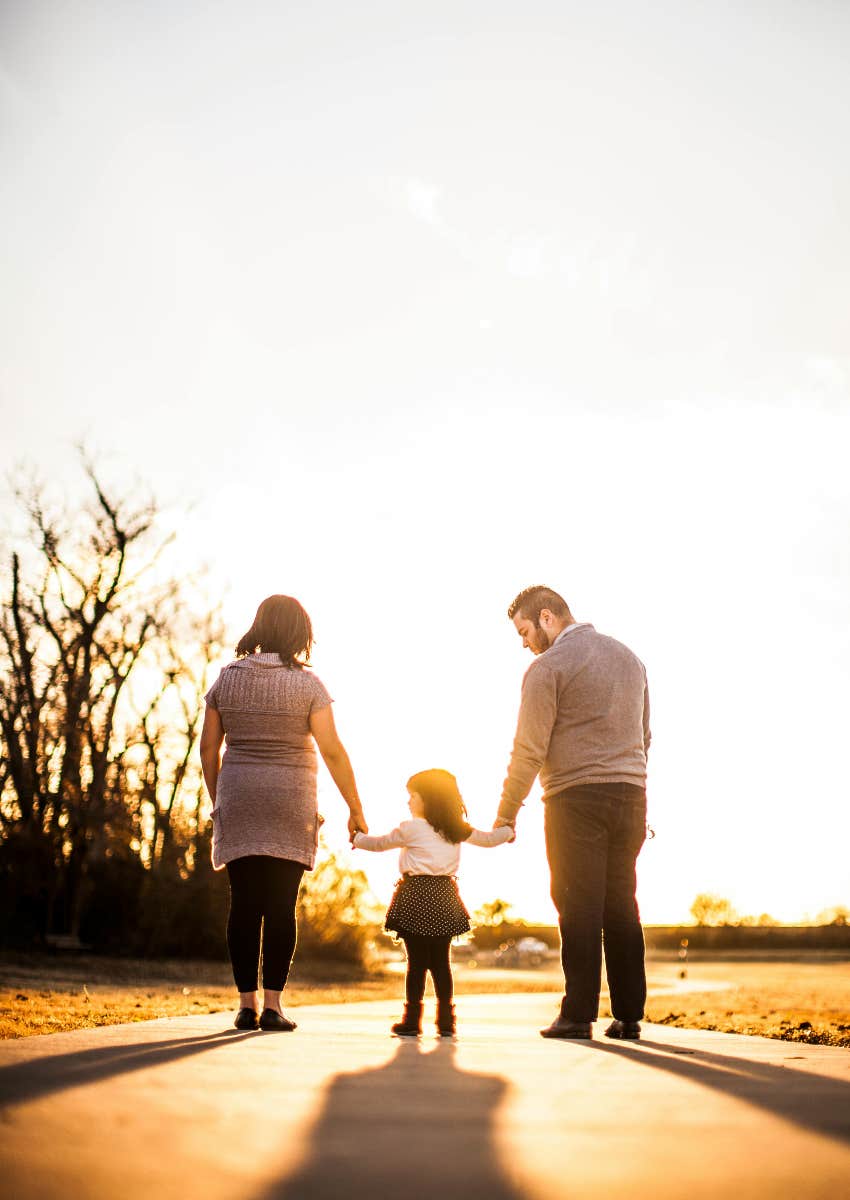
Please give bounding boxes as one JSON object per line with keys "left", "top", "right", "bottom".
{"left": 1, "top": 1, "right": 849, "bottom": 923}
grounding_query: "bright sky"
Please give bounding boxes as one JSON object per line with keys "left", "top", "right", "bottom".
{"left": 2, "top": 1, "right": 849, "bottom": 924}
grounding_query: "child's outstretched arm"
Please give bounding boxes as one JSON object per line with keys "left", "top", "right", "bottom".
{"left": 466, "top": 826, "right": 514, "bottom": 847}
{"left": 353, "top": 827, "right": 407, "bottom": 853}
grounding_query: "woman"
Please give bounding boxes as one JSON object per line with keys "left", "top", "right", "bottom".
{"left": 200, "top": 594, "right": 367, "bottom": 1032}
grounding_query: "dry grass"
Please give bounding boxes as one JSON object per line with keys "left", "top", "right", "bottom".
{"left": 0, "top": 952, "right": 400, "bottom": 1039}
{"left": 3, "top": 950, "right": 850, "bottom": 1046}
{"left": 642, "top": 952, "right": 850, "bottom": 1048}
{"left": 459, "top": 952, "right": 850, "bottom": 1046}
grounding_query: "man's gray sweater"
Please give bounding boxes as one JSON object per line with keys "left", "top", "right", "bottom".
{"left": 498, "top": 622, "right": 650, "bottom": 821}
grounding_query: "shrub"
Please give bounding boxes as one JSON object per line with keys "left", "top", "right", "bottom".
{"left": 296, "top": 847, "right": 381, "bottom": 964}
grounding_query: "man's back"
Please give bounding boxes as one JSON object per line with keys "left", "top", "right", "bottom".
{"left": 500, "top": 622, "right": 650, "bottom": 816}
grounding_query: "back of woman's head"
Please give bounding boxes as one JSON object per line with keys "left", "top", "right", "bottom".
{"left": 407, "top": 768, "right": 473, "bottom": 844}
{"left": 236, "top": 595, "right": 313, "bottom": 667}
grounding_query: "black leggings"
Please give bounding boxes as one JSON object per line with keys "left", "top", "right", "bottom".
{"left": 402, "top": 933, "right": 453, "bottom": 1006}
{"left": 226, "top": 855, "right": 305, "bottom": 992}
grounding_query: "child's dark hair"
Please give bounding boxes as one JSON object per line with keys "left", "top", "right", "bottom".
{"left": 407, "top": 768, "right": 473, "bottom": 844}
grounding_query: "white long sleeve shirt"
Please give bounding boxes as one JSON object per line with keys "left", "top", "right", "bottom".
{"left": 353, "top": 817, "right": 512, "bottom": 876}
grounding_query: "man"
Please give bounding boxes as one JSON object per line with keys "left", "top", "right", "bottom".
{"left": 496, "top": 585, "right": 651, "bottom": 1040}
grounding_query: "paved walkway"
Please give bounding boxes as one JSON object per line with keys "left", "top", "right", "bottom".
{"left": 1, "top": 994, "right": 849, "bottom": 1199}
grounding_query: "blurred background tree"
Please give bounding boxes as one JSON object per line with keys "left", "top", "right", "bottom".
{"left": 473, "top": 898, "right": 513, "bottom": 927}
{"left": 816, "top": 906, "right": 849, "bottom": 926}
{"left": 689, "top": 893, "right": 738, "bottom": 927}
{"left": 737, "top": 912, "right": 778, "bottom": 927}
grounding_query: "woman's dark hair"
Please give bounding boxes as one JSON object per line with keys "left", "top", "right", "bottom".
{"left": 407, "top": 768, "right": 473, "bottom": 845}
{"left": 235, "top": 595, "right": 313, "bottom": 667}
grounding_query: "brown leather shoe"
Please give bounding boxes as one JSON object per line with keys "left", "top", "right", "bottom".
{"left": 540, "top": 1016, "right": 593, "bottom": 1039}
{"left": 605, "top": 1019, "right": 641, "bottom": 1040}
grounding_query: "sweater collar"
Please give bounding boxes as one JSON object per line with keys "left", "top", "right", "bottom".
{"left": 553, "top": 621, "right": 593, "bottom": 645}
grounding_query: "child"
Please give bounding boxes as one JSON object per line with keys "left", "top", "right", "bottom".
{"left": 352, "top": 767, "right": 513, "bottom": 1037}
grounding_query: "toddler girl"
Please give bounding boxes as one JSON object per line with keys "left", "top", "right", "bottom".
{"left": 353, "top": 768, "right": 512, "bottom": 1037}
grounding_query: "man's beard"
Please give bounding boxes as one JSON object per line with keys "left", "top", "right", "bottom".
{"left": 531, "top": 622, "right": 552, "bottom": 654}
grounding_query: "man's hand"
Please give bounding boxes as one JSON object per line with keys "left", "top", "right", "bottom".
{"left": 348, "top": 810, "right": 368, "bottom": 841}
{"left": 494, "top": 816, "right": 517, "bottom": 843}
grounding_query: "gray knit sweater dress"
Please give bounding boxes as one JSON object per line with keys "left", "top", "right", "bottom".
{"left": 205, "top": 653, "right": 332, "bottom": 871}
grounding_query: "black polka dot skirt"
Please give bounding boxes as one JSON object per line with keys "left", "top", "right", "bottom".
{"left": 385, "top": 874, "right": 471, "bottom": 939}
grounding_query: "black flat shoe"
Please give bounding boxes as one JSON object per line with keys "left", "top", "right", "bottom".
{"left": 259, "top": 1008, "right": 297, "bottom": 1032}
{"left": 234, "top": 1008, "right": 259, "bottom": 1031}
{"left": 605, "top": 1019, "right": 641, "bottom": 1040}
{"left": 540, "top": 1017, "right": 593, "bottom": 1040}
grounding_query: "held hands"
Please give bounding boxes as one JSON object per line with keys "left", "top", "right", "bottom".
{"left": 348, "top": 808, "right": 368, "bottom": 842}
{"left": 494, "top": 816, "right": 517, "bottom": 844}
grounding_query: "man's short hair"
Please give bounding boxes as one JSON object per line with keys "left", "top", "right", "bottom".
{"left": 507, "top": 585, "right": 571, "bottom": 624}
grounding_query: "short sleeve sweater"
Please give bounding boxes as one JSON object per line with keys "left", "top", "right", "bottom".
{"left": 205, "top": 652, "right": 332, "bottom": 870}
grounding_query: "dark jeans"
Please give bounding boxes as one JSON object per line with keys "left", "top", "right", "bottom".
{"left": 544, "top": 783, "right": 647, "bottom": 1023}
{"left": 402, "top": 933, "right": 453, "bottom": 1007}
{"left": 226, "top": 855, "right": 305, "bottom": 993}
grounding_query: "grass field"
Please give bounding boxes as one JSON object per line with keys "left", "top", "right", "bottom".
{"left": 2, "top": 949, "right": 849, "bottom": 1046}
{"left": 641, "top": 952, "right": 850, "bottom": 1047}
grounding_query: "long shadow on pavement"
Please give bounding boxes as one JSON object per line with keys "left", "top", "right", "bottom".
{"left": 576, "top": 1035, "right": 850, "bottom": 1145}
{"left": 259, "top": 1037, "right": 523, "bottom": 1200}
{"left": 0, "top": 1027, "right": 253, "bottom": 1109}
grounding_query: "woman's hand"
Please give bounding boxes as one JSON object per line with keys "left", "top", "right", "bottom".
{"left": 348, "top": 809, "right": 368, "bottom": 840}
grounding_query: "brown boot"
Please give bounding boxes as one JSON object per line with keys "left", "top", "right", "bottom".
{"left": 436, "top": 1001, "right": 456, "bottom": 1037}
{"left": 391, "top": 1003, "right": 422, "bottom": 1037}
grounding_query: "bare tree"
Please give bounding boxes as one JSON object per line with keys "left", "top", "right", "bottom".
{"left": 121, "top": 603, "right": 225, "bottom": 873}
{"left": 0, "top": 459, "right": 223, "bottom": 941}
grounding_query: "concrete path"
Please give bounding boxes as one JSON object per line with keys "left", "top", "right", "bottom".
{"left": 1, "top": 994, "right": 849, "bottom": 1200}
